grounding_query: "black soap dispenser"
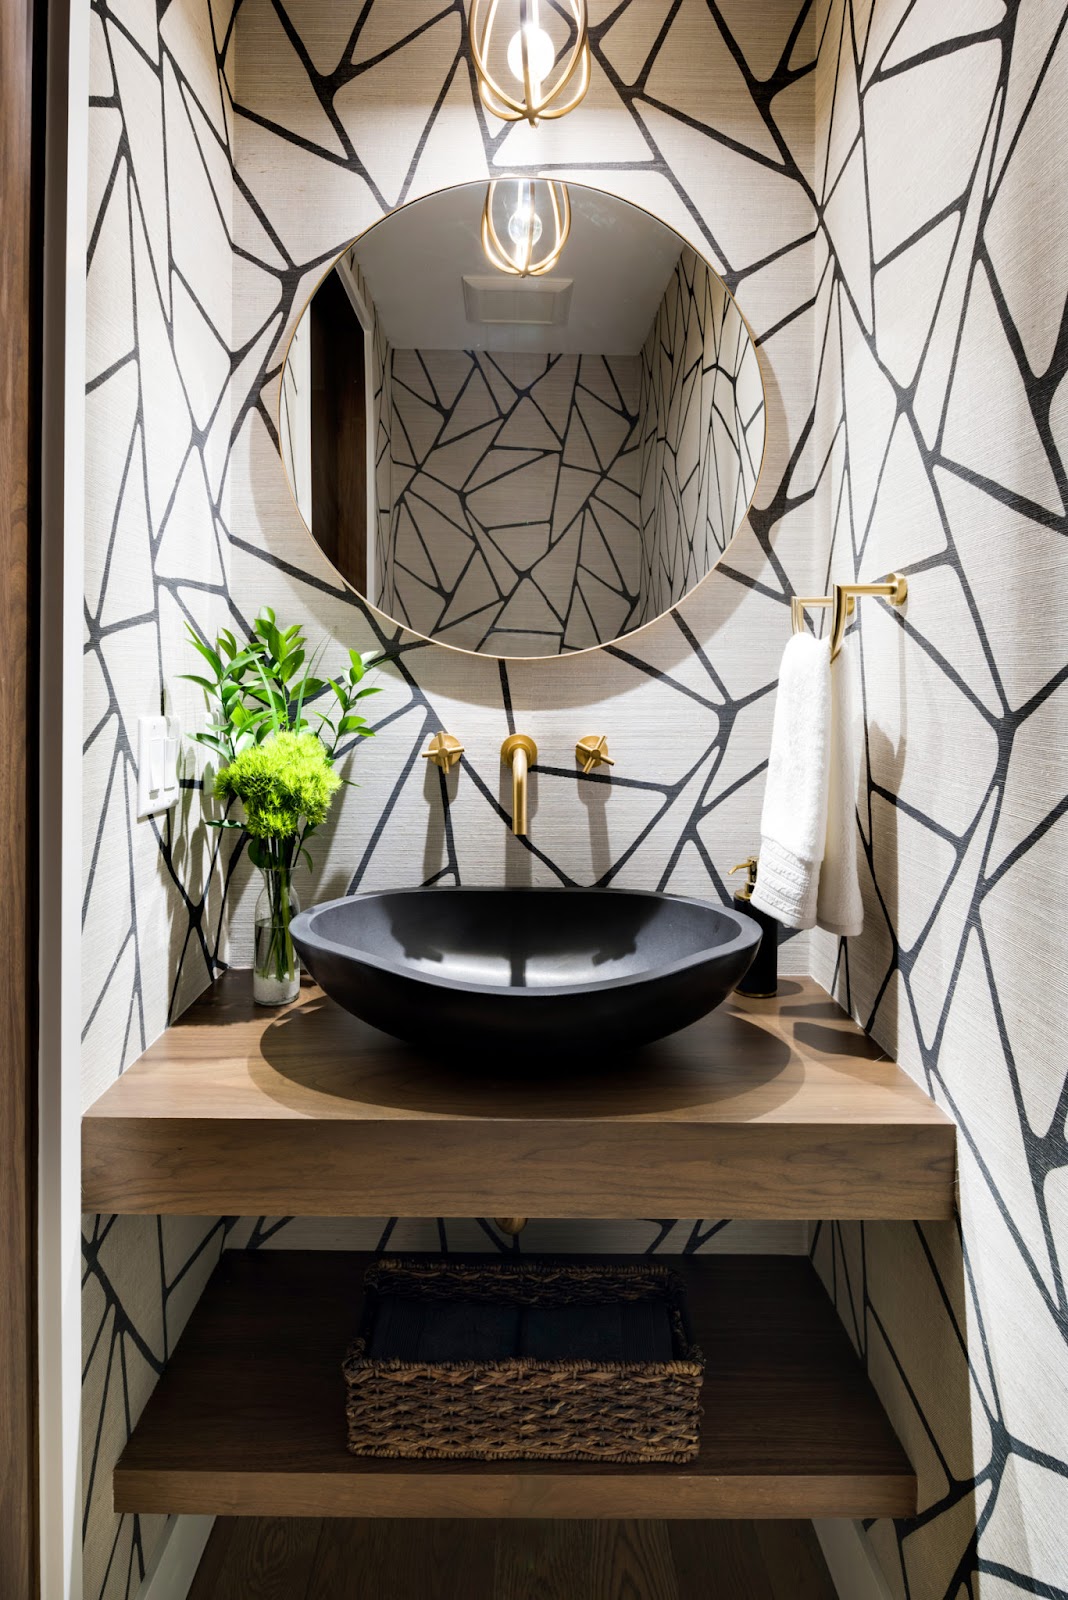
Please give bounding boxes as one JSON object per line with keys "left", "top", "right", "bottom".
{"left": 728, "top": 857, "right": 779, "bottom": 998}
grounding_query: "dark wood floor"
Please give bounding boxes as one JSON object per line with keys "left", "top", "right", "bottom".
{"left": 189, "top": 1519, "right": 837, "bottom": 1599}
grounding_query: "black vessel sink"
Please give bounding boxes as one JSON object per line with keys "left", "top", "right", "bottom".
{"left": 290, "top": 888, "right": 761, "bottom": 1053}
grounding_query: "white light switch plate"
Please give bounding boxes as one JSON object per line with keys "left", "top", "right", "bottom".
{"left": 137, "top": 715, "right": 181, "bottom": 818}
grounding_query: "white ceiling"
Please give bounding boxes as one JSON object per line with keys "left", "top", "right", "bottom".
{"left": 351, "top": 182, "right": 686, "bottom": 355}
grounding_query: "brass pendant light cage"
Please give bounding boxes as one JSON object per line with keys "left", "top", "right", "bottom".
{"left": 470, "top": 0, "right": 591, "bottom": 126}
{"left": 481, "top": 178, "right": 572, "bottom": 277}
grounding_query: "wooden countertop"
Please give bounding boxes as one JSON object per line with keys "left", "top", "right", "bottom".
{"left": 114, "top": 1250, "right": 917, "bottom": 1521}
{"left": 82, "top": 973, "right": 955, "bottom": 1219}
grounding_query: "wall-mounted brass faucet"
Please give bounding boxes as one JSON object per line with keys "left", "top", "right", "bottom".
{"left": 422, "top": 730, "right": 464, "bottom": 773}
{"left": 501, "top": 733, "right": 537, "bottom": 836}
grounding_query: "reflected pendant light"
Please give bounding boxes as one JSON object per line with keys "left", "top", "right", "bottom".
{"left": 470, "top": 0, "right": 590, "bottom": 126}
{"left": 481, "top": 178, "right": 571, "bottom": 277}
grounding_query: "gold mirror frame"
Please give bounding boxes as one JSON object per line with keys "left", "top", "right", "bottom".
{"left": 276, "top": 179, "right": 769, "bottom": 664}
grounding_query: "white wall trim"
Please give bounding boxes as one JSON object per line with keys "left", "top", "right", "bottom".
{"left": 133, "top": 1516, "right": 215, "bottom": 1600}
{"left": 814, "top": 1519, "right": 895, "bottom": 1600}
{"left": 38, "top": 0, "right": 89, "bottom": 1589}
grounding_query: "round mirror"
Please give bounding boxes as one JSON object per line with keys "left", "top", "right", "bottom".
{"left": 279, "top": 180, "right": 765, "bottom": 659}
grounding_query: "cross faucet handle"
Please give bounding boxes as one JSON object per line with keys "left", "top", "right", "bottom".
{"left": 422, "top": 731, "right": 465, "bottom": 773}
{"left": 576, "top": 734, "right": 614, "bottom": 775}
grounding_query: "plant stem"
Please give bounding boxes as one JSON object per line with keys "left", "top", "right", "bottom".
{"left": 257, "top": 840, "right": 298, "bottom": 983}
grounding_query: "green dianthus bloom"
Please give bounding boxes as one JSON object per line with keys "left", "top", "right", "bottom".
{"left": 214, "top": 730, "right": 341, "bottom": 840}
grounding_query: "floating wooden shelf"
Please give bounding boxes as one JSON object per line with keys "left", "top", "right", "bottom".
{"left": 82, "top": 975, "right": 955, "bottom": 1220}
{"left": 114, "top": 1251, "right": 916, "bottom": 1521}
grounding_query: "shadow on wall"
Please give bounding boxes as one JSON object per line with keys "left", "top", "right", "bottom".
{"left": 422, "top": 755, "right": 456, "bottom": 881}
{"left": 814, "top": 556, "right": 1006, "bottom": 1597}
{"left": 815, "top": 626, "right": 985, "bottom": 1589}
{"left": 865, "top": 723, "right": 900, "bottom": 1048}
{"left": 838, "top": 615, "right": 910, "bottom": 1059}
{"left": 577, "top": 768, "right": 613, "bottom": 881}
{"left": 158, "top": 751, "right": 237, "bottom": 1023}
{"left": 812, "top": 1216, "right": 978, "bottom": 1594}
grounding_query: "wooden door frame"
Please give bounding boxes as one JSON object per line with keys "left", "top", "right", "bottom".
{"left": 309, "top": 269, "right": 369, "bottom": 596}
{"left": 0, "top": 0, "right": 44, "bottom": 1587}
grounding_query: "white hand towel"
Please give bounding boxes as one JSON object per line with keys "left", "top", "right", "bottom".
{"left": 750, "top": 633, "right": 831, "bottom": 931}
{"left": 817, "top": 633, "right": 864, "bottom": 938}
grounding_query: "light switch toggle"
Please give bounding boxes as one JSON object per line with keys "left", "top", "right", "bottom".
{"left": 137, "top": 715, "right": 181, "bottom": 818}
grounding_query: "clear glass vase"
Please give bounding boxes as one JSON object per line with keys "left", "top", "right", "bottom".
{"left": 253, "top": 860, "right": 301, "bottom": 1006}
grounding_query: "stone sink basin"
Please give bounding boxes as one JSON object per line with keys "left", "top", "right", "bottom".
{"left": 289, "top": 887, "right": 761, "bottom": 1053}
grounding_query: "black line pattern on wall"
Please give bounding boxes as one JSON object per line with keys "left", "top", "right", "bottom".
{"left": 82, "top": 3, "right": 1068, "bottom": 1599}
{"left": 83, "top": 3, "right": 826, "bottom": 1594}
{"left": 82, "top": 0, "right": 245, "bottom": 1586}
{"left": 380, "top": 348, "right": 644, "bottom": 655}
{"left": 637, "top": 247, "right": 765, "bottom": 624}
{"left": 82, "top": 1214, "right": 232, "bottom": 1597}
{"left": 809, "top": 3, "right": 1068, "bottom": 1598}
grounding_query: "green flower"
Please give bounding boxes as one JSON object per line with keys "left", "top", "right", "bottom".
{"left": 214, "top": 730, "right": 341, "bottom": 841}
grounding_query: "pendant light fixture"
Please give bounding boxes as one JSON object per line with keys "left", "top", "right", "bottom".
{"left": 481, "top": 178, "right": 571, "bottom": 277}
{"left": 470, "top": 0, "right": 590, "bottom": 126}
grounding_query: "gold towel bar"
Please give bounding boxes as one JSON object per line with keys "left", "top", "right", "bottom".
{"left": 791, "top": 573, "right": 908, "bottom": 659}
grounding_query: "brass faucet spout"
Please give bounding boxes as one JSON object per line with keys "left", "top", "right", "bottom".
{"left": 501, "top": 733, "right": 538, "bottom": 836}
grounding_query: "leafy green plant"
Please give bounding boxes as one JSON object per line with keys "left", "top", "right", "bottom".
{"left": 183, "top": 607, "right": 380, "bottom": 868}
{"left": 183, "top": 607, "right": 380, "bottom": 769}
{"left": 183, "top": 610, "right": 381, "bottom": 999}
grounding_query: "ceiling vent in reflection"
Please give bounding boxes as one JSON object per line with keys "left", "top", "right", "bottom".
{"left": 462, "top": 275, "right": 573, "bottom": 326}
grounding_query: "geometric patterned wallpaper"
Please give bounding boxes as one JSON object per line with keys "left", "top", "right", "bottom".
{"left": 83, "top": 0, "right": 825, "bottom": 1590}
{"left": 341, "top": 246, "right": 765, "bottom": 656}
{"left": 77, "top": 0, "right": 1066, "bottom": 1597}
{"left": 808, "top": 3, "right": 1068, "bottom": 1599}
{"left": 378, "top": 347, "right": 645, "bottom": 655}
{"left": 636, "top": 247, "right": 766, "bottom": 626}
{"left": 82, "top": 0, "right": 238, "bottom": 1586}
{"left": 374, "top": 245, "right": 764, "bottom": 655}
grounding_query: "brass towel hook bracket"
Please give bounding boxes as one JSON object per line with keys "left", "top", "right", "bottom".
{"left": 789, "top": 592, "right": 854, "bottom": 635}
{"left": 422, "top": 731, "right": 465, "bottom": 773}
{"left": 791, "top": 572, "right": 908, "bottom": 659}
{"left": 575, "top": 734, "right": 614, "bottom": 775}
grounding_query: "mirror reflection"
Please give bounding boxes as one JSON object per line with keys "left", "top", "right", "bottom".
{"left": 279, "top": 180, "right": 765, "bottom": 659}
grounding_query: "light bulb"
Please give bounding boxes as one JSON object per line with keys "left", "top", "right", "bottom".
{"left": 506, "top": 23, "right": 555, "bottom": 84}
{"left": 507, "top": 205, "right": 543, "bottom": 246}
{"left": 482, "top": 178, "right": 571, "bottom": 277}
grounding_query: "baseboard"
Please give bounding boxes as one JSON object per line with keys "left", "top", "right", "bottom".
{"left": 813, "top": 1519, "right": 895, "bottom": 1600}
{"left": 134, "top": 1514, "right": 215, "bottom": 1600}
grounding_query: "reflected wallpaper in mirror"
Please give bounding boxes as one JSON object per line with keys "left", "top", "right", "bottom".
{"left": 279, "top": 180, "right": 766, "bottom": 658}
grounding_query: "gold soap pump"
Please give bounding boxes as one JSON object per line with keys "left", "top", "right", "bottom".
{"left": 728, "top": 856, "right": 779, "bottom": 998}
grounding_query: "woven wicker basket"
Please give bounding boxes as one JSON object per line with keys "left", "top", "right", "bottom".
{"left": 343, "top": 1258, "right": 704, "bottom": 1464}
